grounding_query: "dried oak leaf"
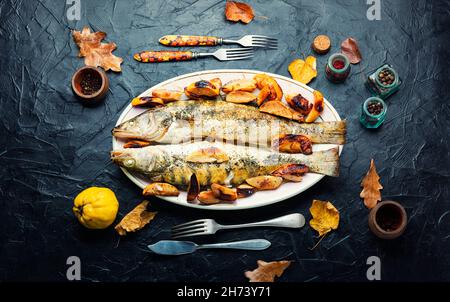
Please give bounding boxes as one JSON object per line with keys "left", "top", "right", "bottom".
{"left": 309, "top": 200, "right": 339, "bottom": 237}
{"left": 72, "top": 26, "right": 123, "bottom": 72}
{"left": 341, "top": 38, "right": 362, "bottom": 64}
{"left": 288, "top": 56, "right": 317, "bottom": 84}
{"left": 115, "top": 201, "right": 157, "bottom": 236}
{"left": 245, "top": 260, "right": 291, "bottom": 282}
{"left": 225, "top": 1, "right": 254, "bottom": 24}
{"left": 360, "top": 159, "right": 383, "bottom": 209}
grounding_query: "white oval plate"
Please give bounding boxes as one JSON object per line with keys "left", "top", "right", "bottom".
{"left": 113, "top": 69, "right": 343, "bottom": 210}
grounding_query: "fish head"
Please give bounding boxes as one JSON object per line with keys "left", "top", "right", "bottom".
{"left": 110, "top": 148, "right": 162, "bottom": 173}
{"left": 112, "top": 108, "right": 173, "bottom": 142}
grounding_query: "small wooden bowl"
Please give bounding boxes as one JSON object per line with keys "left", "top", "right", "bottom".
{"left": 368, "top": 200, "right": 407, "bottom": 239}
{"left": 71, "top": 66, "right": 109, "bottom": 103}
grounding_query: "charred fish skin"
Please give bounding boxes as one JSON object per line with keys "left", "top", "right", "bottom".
{"left": 111, "top": 142, "right": 340, "bottom": 187}
{"left": 112, "top": 101, "right": 346, "bottom": 145}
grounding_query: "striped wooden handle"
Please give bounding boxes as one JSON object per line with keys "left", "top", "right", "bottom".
{"left": 159, "top": 35, "right": 218, "bottom": 47}
{"left": 133, "top": 51, "right": 194, "bottom": 63}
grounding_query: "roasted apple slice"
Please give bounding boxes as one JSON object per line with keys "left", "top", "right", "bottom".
{"left": 271, "top": 164, "right": 309, "bottom": 182}
{"left": 198, "top": 191, "right": 220, "bottom": 205}
{"left": 305, "top": 90, "right": 324, "bottom": 123}
{"left": 185, "top": 79, "right": 220, "bottom": 99}
{"left": 211, "top": 184, "right": 237, "bottom": 201}
{"left": 253, "top": 74, "right": 283, "bottom": 103}
{"left": 222, "top": 79, "right": 257, "bottom": 93}
{"left": 151, "top": 89, "right": 183, "bottom": 102}
{"left": 236, "top": 184, "right": 256, "bottom": 198}
{"left": 259, "top": 101, "right": 304, "bottom": 122}
{"left": 285, "top": 93, "right": 313, "bottom": 115}
{"left": 246, "top": 176, "right": 283, "bottom": 190}
{"left": 272, "top": 134, "right": 312, "bottom": 154}
{"left": 225, "top": 90, "right": 257, "bottom": 104}
{"left": 131, "top": 97, "right": 165, "bottom": 108}
{"left": 142, "top": 183, "right": 180, "bottom": 196}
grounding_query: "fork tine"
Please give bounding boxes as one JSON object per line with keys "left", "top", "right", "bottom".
{"left": 252, "top": 42, "right": 278, "bottom": 46}
{"left": 171, "top": 219, "right": 205, "bottom": 231}
{"left": 252, "top": 44, "right": 278, "bottom": 49}
{"left": 172, "top": 223, "right": 205, "bottom": 233}
{"left": 226, "top": 47, "right": 253, "bottom": 53}
{"left": 224, "top": 55, "right": 253, "bottom": 61}
{"left": 227, "top": 53, "right": 254, "bottom": 58}
{"left": 172, "top": 228, "right": 209, "bottom": 239}
{"left": 251, "top": 35, "right": 278, "bottom": 41}
{"left": 226, "top": 50, "right": 254, "bottom": 56}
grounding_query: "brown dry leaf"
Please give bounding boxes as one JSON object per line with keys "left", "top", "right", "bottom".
{"left": 341, "top": 38, "right": 362, "bottom": 64}
{"left": 245, "top": 260, "right": 291, "bottom": 282}
{"left": 72, "top": 27, "right": 123, "bottom": 72}
{"left": 288, "top": 56, "right": 317, "bottom": 84}
{"left": 309, "top": 200, "right": 339, "bottom": 237}
{"left": 225, "top": 1, "right": 254, "bottom": 24}
{"left": 115, "top": 201, "right": 157, "bottom": 236}
{"left": 360, "top": 159, "right": 383, "bottom": 209}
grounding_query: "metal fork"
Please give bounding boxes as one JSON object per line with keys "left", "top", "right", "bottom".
{"left": 133, "top": 47, "right": 254, "bottom": 63}
{"left": 158, "top": 34, "right": 278, "bottom": 49}
{"left": 222, "top": 35, "right": 278, "bottom": 49}
{"left": 171, "top": 213, "right": 305, "bottom": 239}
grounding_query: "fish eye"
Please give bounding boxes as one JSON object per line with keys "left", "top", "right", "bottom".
{"left": 124, "top": 159, "right": 136, "bottom": 167}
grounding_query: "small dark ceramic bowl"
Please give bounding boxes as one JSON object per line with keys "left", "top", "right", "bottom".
{"left": 368, "top": 200, "right": 407, "bottom": 239}
{"left": 71, "top": 66, "right": 109, "bottom": 103}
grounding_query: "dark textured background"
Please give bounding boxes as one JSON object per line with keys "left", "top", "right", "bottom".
{"left": 0, "top": 0, "right": 449, "bottom": 282}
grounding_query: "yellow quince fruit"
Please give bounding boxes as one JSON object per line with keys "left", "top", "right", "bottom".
{"left": 73, "top": 187, "right": 119, "bottom": 229}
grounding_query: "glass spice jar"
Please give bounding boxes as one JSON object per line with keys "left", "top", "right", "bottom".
{"left": 366, "top": 64, "right": 401, "bottom": 99}
{"left": 325, "top": 53, "right": 351, "bottom": 83}
{"left": 360, "top": 97, "right": 387, "bottom": 129}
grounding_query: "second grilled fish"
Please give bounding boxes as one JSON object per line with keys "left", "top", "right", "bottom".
{"left": 112, "top": 100, "right": 346, "bottom": 146}
{"left": 111, "top": 141, "right": 340, "bottom": 187}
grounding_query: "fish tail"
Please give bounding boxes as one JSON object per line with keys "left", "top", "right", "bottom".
{"left": 294, "top": 148, "right": 340, "bottom": 177}
{"left": 294, "top": 121, "right": 347, "bottom": 145}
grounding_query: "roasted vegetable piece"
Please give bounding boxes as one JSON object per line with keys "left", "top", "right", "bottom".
{"left": 211, "top": 184, "right": 237, "bottom": 201}
{"left": 305, "top": 90, "right": 324, "bottom": 123}
{"left": 260, "top": 101, "right": 304, "bottom": 122}
{"left": 272, "top": 134, "right": 312, "bottom": 154}
{"left": 271, "top": 164, "right": 309, "bottom": 182}
{"left": 185, "top": 79, "right": 221, "bottom": 99}
{"left": 151, "top": 89, "right": 183, "bottom": 102}
{"left": 225, "top": 90, "right": 257, "bottom": 104}
{"left": 131, "top": 97, "right": 165, "bottom": 108}
{"left": 285, "top": 93, "right": 313, "bottom": 115}
{"left": 254, "top": 74, "right": 283, "bottom": 103}
{"left": 123, "top": 140, "right": 151, "bottom": 149}
{"left": 246, "top": 176, "right": 283, "bottom": 190}
{"left": 236, "top": 184, "right": 256, "bottom": 198}
{"left": 187, "top": 173, "right": 200, "bottom": 202}
{"left": 210, "top": 78, "right": 222, "bottom": 90}
{"left": 255, "top": 85, "right": 272, "bottom": 106}
{"left": 222, "top": 79, "right": 257, "bottom": 93}
{"left": 142, "top": 183, "right": 180, "bottom": 196}
{"left": 186, "top": 147, "right": 229, "bottom": 163}
{"left": 198, "top": 191, "right": 220, "bottom": 204}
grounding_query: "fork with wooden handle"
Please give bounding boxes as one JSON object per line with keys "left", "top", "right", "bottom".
{"left": 133, "top": 47, "right": 253, "bottom": 63}
{"left": 159, "top": 35, "right": 278, "bottom": 49}
{"left": 171, "top": 213, "right": 305, "bottom": 239}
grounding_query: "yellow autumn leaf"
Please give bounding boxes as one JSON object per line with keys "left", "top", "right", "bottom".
{"left": 288, "top": 56, "right": 317, "bottom": 84}
{"left": 309, "top": 199, "right": 339, "bottom": 237}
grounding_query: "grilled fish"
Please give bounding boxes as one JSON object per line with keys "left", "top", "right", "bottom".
{"left": 111, "top": 141, "right": 340, "bottom": 187}
{"left": 112, "top": 100, "right": 346, "bottom": 146}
